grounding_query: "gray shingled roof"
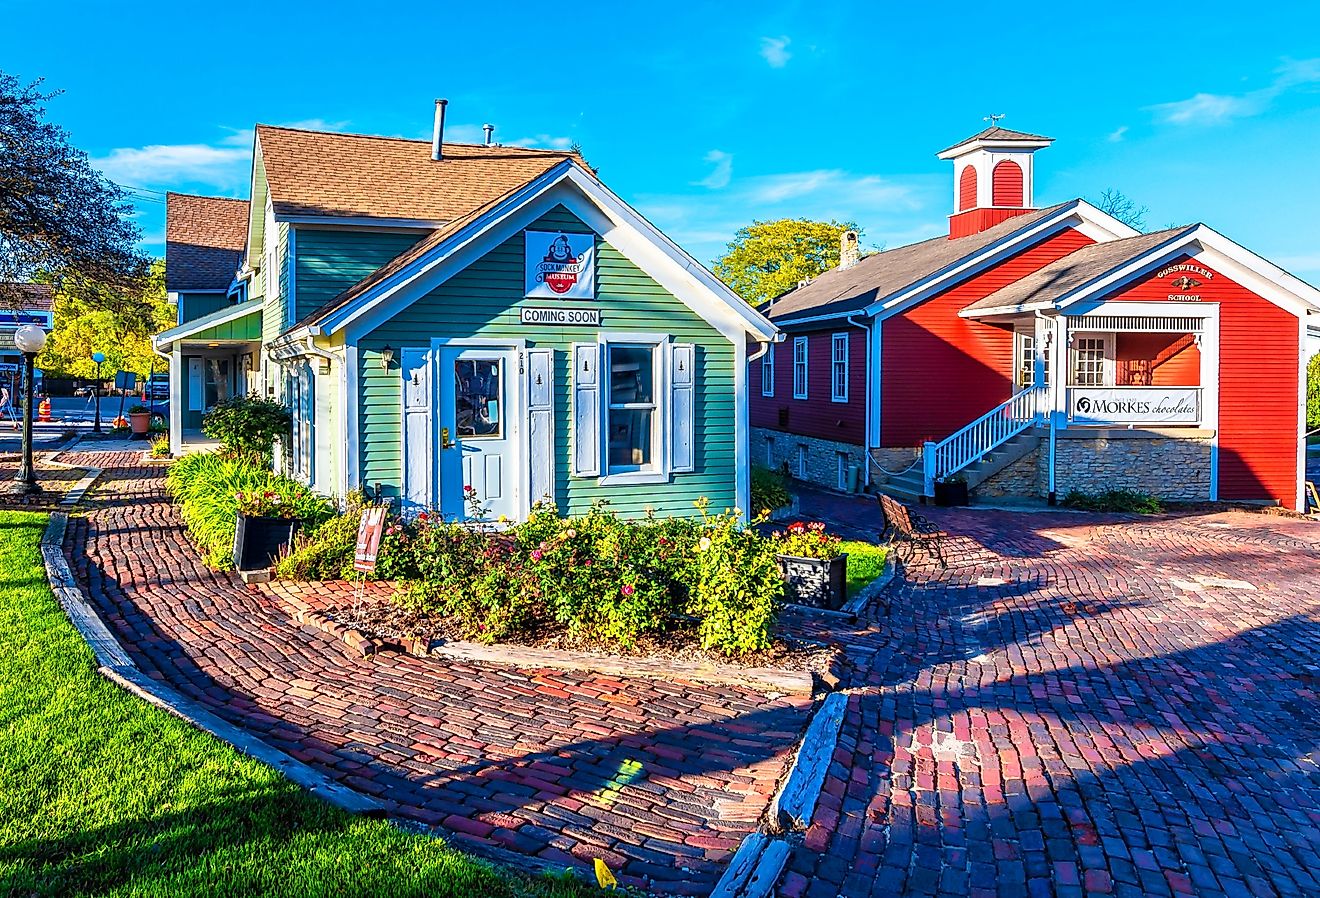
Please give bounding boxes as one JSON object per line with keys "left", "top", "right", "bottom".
{"left": 165, "top": 193, "right": 250, "bottom": 292}
{"left": 765, "top": 203, "right": 1071, "bottom": 324}
{"left": 939, "top": 127, "right": 1054, "bottom": 155}
{"left": 958, "top": 226, "right": 1195, "bottom": 316}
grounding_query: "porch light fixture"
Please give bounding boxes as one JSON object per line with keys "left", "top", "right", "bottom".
{"left": 380, "top": 345, "right": 395, "bottom": 371}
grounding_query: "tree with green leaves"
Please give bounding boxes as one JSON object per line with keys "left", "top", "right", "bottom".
{"left": 713, "top": 218, "right": 859, "bottom": 307}
{"left": 1307, "top": 351, "right": 1319, "bottom": 433}
{"left": 0, "top": 71, "right": 147, "bottom": 309}
{"left": 37, "top": 260, "right": 173, "bottom": 381}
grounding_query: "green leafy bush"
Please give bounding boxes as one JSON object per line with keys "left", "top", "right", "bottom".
{"left": 375, "top": 500, "right": 784, "bottom": 656}
{"left": 1308, "top": 351, "right": 1319, "bottom": 433}
{"left": 275, "top": 492, "right": 367, "bottom": 581}
{"left": 202, "top": 394, "right": 292, "bottom": 462}
{"left": 1061, "top": 489, "right": 1163, "bottom": 514}
{"left": 167, "top": 452, "right": 334, "bottom": 569}
{"left": 751, "top": 466, "right": 791, "bottom": 515}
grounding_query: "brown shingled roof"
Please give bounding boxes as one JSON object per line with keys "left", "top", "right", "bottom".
{"left": 0, "top": 283, "right": 55, "bottom": 311}
{"left": 959, "top": 226, "right": 1195, "bottom": 316}
{"left": 256, "top": 125, "right": 578, "bottom": 221}
{"left": 766, "top": 204, "right": 1071, "bottom": 324}
{"left": 939, "top": 126, "right": 1054, "bottom": 155}
{"left": 165, "top": 193, "right": 250, "bottom": 291}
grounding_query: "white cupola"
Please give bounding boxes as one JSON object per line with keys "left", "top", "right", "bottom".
{"left": 936, "top": 126, "right": 1053, "bottom": 238}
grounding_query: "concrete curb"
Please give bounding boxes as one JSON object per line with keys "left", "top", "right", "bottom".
{"left": 709, "top": 691, "right": 849, "bottom": 897}
{"left": 38, "top": 510, "right": 385, "bottom": 818}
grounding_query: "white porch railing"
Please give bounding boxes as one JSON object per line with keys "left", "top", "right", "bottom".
{"left": 923, "top": 385, "right": 1048, "bottom": 496}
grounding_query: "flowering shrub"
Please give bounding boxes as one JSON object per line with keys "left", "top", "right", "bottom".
{"left": 235, "top": 490, "right": 289, "bottom": 518}
{"left": 772, "top": 521, "right": 843, "bottom": 560}
{"left": 373, "top": 500, "right": 787, "bottom": 656}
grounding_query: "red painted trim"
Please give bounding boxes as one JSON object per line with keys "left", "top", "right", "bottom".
{"left": 948, "top": 207, "right": 1035, "bottom": 239}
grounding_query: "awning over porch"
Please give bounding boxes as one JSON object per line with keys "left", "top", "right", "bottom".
{"left": 154, "top": 298, "right": 262, "bottom": 350}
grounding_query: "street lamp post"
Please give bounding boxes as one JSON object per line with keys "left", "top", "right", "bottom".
{"left": 13, "top": 325, "right": 48, "bottom": 494}
{"left": 91, "top": 351, "right": 105, "bottom": 434}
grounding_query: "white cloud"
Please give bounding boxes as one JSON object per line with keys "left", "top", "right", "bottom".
{"left": 760, "top": 36, "right": 791, "bottom": 68}
{"left": 1107, "top": 125, "right": 1129, "bottom": 142}
{"left": 92, "top": 143, "right": 251, "bottom": 189}
{"left": 694, "top": 150, "right": 733, "bottom": 189}
{"left": 506, "top": 133, "right": 575, "bottom": 150}
{"left": 1151, "top": 57, "right": 1320, "bottom": 125}
{"left": 635, "top": 168, "right": 937, "bottom": 265}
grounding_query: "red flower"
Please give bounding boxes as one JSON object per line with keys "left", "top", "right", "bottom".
{"left": 621, "top": 583, "right": 635, "bottom": 597}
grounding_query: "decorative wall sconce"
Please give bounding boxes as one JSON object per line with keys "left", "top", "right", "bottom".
{"left": 380, "top": 345, "right": 395, "bottom": 371}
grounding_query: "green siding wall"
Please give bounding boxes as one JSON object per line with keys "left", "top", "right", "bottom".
{"left": 358, "top": 206, "right": 737, "bottom": 518}
{"left": 294, "top": 229, "right": 424, "bottom": 323}
{"left": 178, "top": 292, "right": 230, "bottom": 324}
{"left": 262, "top": 223, "right": 290, "bottom": 347}
{"left": 189, "top": 310, "right": 262, "bottom": 342}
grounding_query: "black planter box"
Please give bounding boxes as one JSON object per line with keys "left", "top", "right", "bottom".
{"left": 777, "top": 553, "right": 848, "bottom": 610}
{"left": 233, "top": 513, "right": 297, "bottom": 571}
{"left": 934, "top": 480, "right": 969, "bottom": 507}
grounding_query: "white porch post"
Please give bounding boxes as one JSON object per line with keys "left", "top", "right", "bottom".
{"left": 1048, "top": 316, "right": 1067, "bottom": 503}
{"left": 168, "top": 346, "right": 183, "bottom": 457}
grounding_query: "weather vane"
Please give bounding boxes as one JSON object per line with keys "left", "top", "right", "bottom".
{"left": 983, "top": 113, "right": 1006, "bottom": 126}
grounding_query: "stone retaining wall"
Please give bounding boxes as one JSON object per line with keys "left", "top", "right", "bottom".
{"left": 753, "top": 427, "right": 867, "bottom": 492}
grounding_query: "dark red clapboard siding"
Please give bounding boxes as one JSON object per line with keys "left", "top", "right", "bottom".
{"left": 750, "top": 324, "right": 867, "bottom": 446}
{"left": 992, "top": 160, "right": 1024, "bottom": 207}
{"left": 1101, "top": 255, "right": 1300, "bottom": 507}
{"left": 881, "top": 227, "right": 1096, "bottom": 447}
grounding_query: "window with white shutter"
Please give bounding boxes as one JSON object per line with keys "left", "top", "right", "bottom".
{"left": 669, "top": 343, "right": 694, "bottom": 473}
{"left": 527, "top": 349, "right": 554, "bottom": 504}
{"left": 571, "top": 343, "right": 600, "bottom": 477}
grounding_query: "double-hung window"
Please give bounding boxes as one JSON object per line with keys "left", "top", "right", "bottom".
{"left": 761, "top": 346, "right": 775, "bottom": 397}
{"left": 792, "top": 336, "right": 808, "bottom": 399}
{"left": 606, "top": 344, "right": 658, "bottom": 473}
{"left": 1071, "top": 335, "right": 1114, "bottom": 387}
{"left": 830, "top": 333, "right": 848, "bottom": 402}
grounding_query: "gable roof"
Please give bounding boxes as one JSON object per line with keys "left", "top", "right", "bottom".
{"left": 255, "top": 125, "right": 578, "bottom": 222}
{"left": 278, "top": 162, "right": 777, "bottom": 346}
{"left": 165, "top": 193, "right": 250, "bottom": 291}
{"left": 765, "top": 203, "right": 1070, "bottom": 324}
{"left": 959, "top": 226, "right": 1195, "bottom": 316}
{"left": 0, "top": 283, "right": 54, "bottom": 311}
{"left": 938, "top": 127, "right": 1054, "bottom": 156}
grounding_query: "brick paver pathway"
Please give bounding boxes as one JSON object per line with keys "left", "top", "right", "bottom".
{"left": 786, "top": 491, "right": 1320, "bottom": 898}
{"left": 60, "top": 451, "right": 813, "bottom": 895}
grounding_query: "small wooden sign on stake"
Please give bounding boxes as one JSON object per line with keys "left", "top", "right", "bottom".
{"left": 353, "top": 506, "right": 388, "bottom": 574}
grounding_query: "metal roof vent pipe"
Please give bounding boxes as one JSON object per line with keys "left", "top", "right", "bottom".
{"left": 483, "top": 123, "right": 495, "bottom": 146}
{"left": 839, "top": 229, "right": 860, "bottom": 270}
{"left": 431, "top": 98, "right": 448, "bottom": 161}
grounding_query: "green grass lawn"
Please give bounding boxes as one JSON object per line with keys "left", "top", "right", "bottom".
{"left": 839, "top": 541, "right": 888, "bottom": 598}
{"left": 0, "top": 511, "right": 599, "bottom": 898}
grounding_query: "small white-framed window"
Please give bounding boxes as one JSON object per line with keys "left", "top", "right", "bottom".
{"left": 792, "top": 336, "right": 808, "bottom": 399}
{"left": 796, "top": 443, "right": 807, "bottom": 479}
{"left": 836, "top": 452, "right": 848, "bottom": 490}
{"left": 830, "top": 333, "right": 849, "bottom": 402}
{"left": 606, "top": 343, "right": 660, "bottom": 475}
{"left": 761, "top": 346, "right": 775, "bottom": 397}
{"left": 1071, "top": 334, "right": 1115, "bottom": 387}
{"left": 765, "top": 436, "right": 775, "bottom": 468}
{"left": 1014, "top": 330, "right": 1046, "bottom": 388}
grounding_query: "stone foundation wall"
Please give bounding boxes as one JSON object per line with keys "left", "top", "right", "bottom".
{"left": 1053, "top": 434, "right": 1213, "bottom": 501}
{"left": 973, "top": 431, "right": 1214, "bottom": 502}
{"left": 753, "top": 427, "right": 867, "bottom": 491}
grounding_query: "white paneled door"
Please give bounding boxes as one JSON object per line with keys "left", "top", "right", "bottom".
{"left": 438, "top": 346, "right": 519, "bottom": 522}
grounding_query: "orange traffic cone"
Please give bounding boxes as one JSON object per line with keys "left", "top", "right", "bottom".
{"left": 37, "top": 398, "right": 51, "bottom": 422}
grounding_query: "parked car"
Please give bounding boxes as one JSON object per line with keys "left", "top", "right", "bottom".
{"left": 142, "top": 375, "right": 169, "bottom": 401}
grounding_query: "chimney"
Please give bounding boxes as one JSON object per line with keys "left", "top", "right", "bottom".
{"left": 839, "top": 230, "right": 860, "bottom": 270}
{"left": 483, "top": 123, "right": 495, "bottom": 146}
{"left": 431, "top": 98, "right": 448, "bottom": 161}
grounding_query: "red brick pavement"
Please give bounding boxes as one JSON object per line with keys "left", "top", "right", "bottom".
{"left": 787, "top": 491, "right": 1320, "bottom": 898}
{"left": 59, "top": 451, "right": 814, "bottom": 895}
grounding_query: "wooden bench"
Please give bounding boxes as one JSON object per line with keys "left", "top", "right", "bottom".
{"left": 877, "top": 494, "right": 948, "bottom": 568}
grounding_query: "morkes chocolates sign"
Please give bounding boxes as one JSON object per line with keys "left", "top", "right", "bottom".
{"left": 1070, "top": 387, "right": 1201, "bottom": 425}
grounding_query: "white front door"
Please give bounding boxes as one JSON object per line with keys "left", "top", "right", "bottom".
{"left": 438, "top": 347, "right": 519, "bottom": 522}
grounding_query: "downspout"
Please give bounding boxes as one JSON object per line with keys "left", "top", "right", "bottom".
{"left": 846, "top": 312, "right": 873, "bottom": 489}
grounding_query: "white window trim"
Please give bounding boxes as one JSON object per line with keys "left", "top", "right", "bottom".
{"left": 830, "top": 333, "right": 849, "bottom": 403}
{"left": 1070, "top": 332, "right": 1116, "bottom": 387}
{"left": 597, "top": 331, "right": 671, "bottom": 486}
{"left": 792, "top": 336, "right": 808, "bottom": 400}
{"left": 761, "top": 346, "right": 775, "bottom": 397}
{"left": 795, "top": 443, "right": 808, "bottom": 479}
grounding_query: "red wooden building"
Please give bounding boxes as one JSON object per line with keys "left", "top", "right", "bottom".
{"left": 751, "top": 127, "right": 1319, "bottom": 511}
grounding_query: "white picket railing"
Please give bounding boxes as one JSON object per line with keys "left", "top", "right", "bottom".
{"left": 923, "top": 385, "right": 1048, "bottom": 496}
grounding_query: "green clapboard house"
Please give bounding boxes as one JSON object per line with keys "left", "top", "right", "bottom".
{"left": 155, "top": 116, "right": 778, "bottom": 520}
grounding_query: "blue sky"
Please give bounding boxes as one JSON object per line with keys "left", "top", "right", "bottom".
{"left": 5, "top": 1, "right": 1320, "bottom": 281}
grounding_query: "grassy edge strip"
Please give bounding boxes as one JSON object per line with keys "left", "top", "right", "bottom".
{"left": 39, "top": 510, "right": 383, "bottom": 817}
